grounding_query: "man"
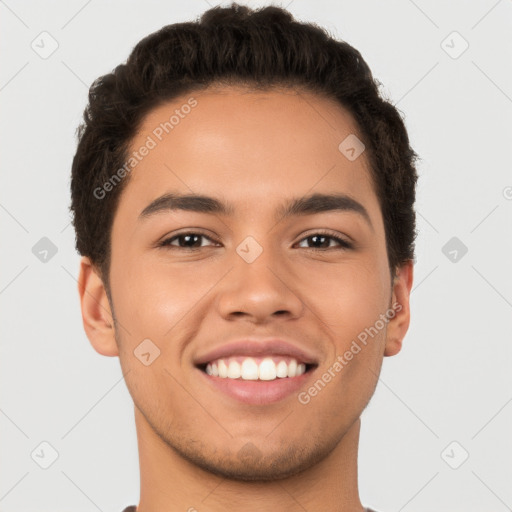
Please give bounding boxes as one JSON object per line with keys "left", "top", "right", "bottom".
{"left": 70, "top": 3, "right": 418, "bottom": 511}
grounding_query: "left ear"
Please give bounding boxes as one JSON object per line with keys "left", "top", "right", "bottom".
{"left": 384, "top": 260, "right": 414, "bottom": 357}
{"left": 77, "top": 256, "right": 119, "bottom": 357}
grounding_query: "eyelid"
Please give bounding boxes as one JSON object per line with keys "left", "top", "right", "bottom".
{"left": 299, "top": 228, "right": 353, "bottom": 244}
{"left": 296, "top": 229, "right": 354, "bottom": 249}
{"left": 157, "top": 228, "right": 354, "bottom": 250}
{"left": 157, "top": 231, "right": 225, "bottom": 253}
{"left": 156, "top": 228, "right": 218, "bottom": 245}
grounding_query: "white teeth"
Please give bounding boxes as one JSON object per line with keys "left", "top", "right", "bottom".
{"left": 258, "top": 358, "right": 277, "bottom": 380}
{"left": 227, "top": 360, "right": 241, "bottom": 379}
{"left": 240, "top": 357, "right": 259, "bottom": 380}
{"left": 288, "top": 359, "right": 297, "bottom": 377}
{"left": 204, "top": 357, "right": 310, "bottom": 381}
{"left": 276, "top": 360, "right": 288, "bottom": 378}
{"left": 218, "top": 359, "right": 228, "bottom": 378}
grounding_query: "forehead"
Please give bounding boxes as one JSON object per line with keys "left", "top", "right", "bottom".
{"left": 120, "top": 85, "right": 378, "bottom": 221}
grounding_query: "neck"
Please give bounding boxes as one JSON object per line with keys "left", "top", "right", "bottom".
{"left": 134, "top": 406, "right": 365, "bottom": 512}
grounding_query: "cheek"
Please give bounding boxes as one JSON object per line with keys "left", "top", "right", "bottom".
{"left": 111, "top": 258, "right": 213, "bottom": 346}
{"left": 299, "top": 259, "right": 388, "bottom": 333}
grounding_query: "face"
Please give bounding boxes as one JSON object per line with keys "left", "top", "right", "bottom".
{"left": 81, "top": 85, "right": 412, "bottom": 481}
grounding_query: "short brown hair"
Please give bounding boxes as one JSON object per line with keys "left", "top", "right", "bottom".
{"left": 70, "top": 2, "right": 419, "bottom": 290}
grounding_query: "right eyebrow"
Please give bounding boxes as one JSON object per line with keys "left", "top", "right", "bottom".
{"left": 139, "top": 193, "right": 235, "bottom": 219}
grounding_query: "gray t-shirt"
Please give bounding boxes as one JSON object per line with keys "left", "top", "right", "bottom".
{"left": 122, "top": 506, "right": 379, "bottom": 511}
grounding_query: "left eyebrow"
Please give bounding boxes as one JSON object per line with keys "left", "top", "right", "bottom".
{"left": 138, "top": 191, "right": 373, "bottom": 231}
{"left": 276, "top": 192, "right": 373, "bottom": 231}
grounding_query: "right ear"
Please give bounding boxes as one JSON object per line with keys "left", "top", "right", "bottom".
{"left": 77, "top": 256, "right": 119, "bottom": 357}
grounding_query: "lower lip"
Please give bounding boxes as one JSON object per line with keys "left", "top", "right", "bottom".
{"left": 196, "top": 366, "right": 317, "bottom": 405}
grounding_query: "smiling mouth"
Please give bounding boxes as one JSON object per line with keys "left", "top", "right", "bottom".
{"left": 196, "top": 356, "right": 317, "bottom": 381}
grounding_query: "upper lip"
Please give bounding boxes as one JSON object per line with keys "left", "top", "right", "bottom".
{"left": 194, "top": 338, "right": 320, "bottom": 367}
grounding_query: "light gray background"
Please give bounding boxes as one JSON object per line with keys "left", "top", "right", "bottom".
{"left": 1, "top": 1, "right": 511, "bottom": 511}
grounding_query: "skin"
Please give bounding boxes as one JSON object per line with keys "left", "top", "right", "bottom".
{"left": 78, "top": 85, "right": 413, "bottom": 512}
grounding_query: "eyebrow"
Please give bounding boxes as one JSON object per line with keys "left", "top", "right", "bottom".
{"left": 139, "top": 192, "right": 373, "bottom": 230}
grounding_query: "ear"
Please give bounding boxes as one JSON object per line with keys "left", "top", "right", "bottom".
{"left": 77, "top": 256, "right": 119, "bottom": 357}
{"left": 384, "top": 260, "right": 414, "bottom": 357}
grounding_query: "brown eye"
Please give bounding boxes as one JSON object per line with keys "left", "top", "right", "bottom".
{"left": 296, "top": 232, "right": 353, "bottom": 250}
{"left": 159, "top": 232, "right": 218, "bottom": 250}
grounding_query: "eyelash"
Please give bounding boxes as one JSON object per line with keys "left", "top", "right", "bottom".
{"left": 158, "top": 230, "right": 354, "bottom": 251}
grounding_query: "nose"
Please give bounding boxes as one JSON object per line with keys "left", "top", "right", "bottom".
{"left": 215, "top": 245, "right": 305, "bottom": 324}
